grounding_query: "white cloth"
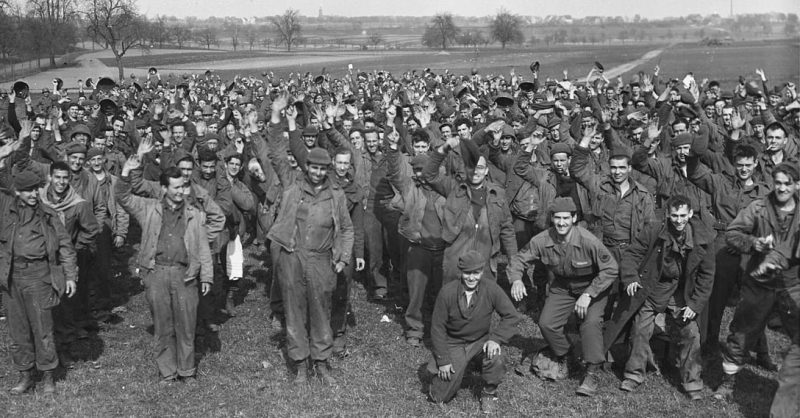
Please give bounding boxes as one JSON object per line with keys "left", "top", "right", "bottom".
{"left": 226, "top": 235, "right": 243, "bottom": 280}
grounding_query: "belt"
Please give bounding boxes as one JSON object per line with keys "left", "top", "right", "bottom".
{"left": 154, "top": 260, "right": 187, "bottom": 268}
{"left": 12, "top": 257, "right": 48, "bottom": 269}
{"left": 713, "top": 220, "right": 729, "bottom": 231}
{"left": 602, "top": 237, "right": 630, "bottom": 248}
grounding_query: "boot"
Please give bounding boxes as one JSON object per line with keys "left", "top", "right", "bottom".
{"left": 292, "top": 360, "right": 308, "bottom": 385}
{"left": 223, "top": 289, "right": 236, "bottom": 317}
{"left": 755, "top": 352, "right": 778, "bottom": 372}
{"left": 713, "top": 373, "right": 736, "bottom": 400}
{"left": 576, "top": 371, "right": 598, "bottom": 397}
{"left": 41, "top": 370, "right": 56, "bottom": 394}
{"left": 314, "top": 360, "right": 336, "bottom": 385}
{"left": 9, "top": 370, "right": 33, "bottom": 395}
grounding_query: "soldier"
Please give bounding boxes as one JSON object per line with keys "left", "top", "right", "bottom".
{"left": 715, "top": 163, "right": 800, "bottom": 401}
{"left": 604, "top": 195, "right": 715, "bottom": 400}
{"left": 507, "top": 197, "right": 619, "bottom": 397}
{"left": 116, "top": 158, "right": 213, "bottom": 384}
{"left": 265, "top": 96, "right": 354, "bottom": 385}
{"left": 0, "top": 169, "right": 78, "bottom": 395}
{"left": 427, "top": 250, "right": 521, "bottom": 414}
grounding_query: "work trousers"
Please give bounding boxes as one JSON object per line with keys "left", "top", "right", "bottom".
{"left": 277, "top": 248, "right": 336, "bottom": 362}
{"left": 723, "top": 280, "right": 800, "bottom": 371}
{"left": 4, "top": 261, "right": 58, "bottom": 372}
{"left": 90, "top": 225, "right": 114, "bottom": 311}
{"left": 427, "top": 335, "right": 504, "bottom": 402}
{"left": 330, "top": 257, "right": 353, "bottom": 341}
{"left": 539, "top": 284, "right": 607, "bottom": 364}
{"left": 380, "top": 210, "right": 408, "bottom": 302}
{"left": 624, "top": 298, "right": 703, "bottom": 392}
{"left": 771, "top": 283, "right": 799, "bottom": 418}
{"left": 363, "top": 210, "right": 388, "bottom": 297}
{"left": 54, "top": 250, "right": 93, "bottom": 348}
{"left": 144, "top": 265, "right": 199, "bottom": 378}
{"left": 405, "top": 245, "right": 443, "bottom": 339}
{"left": 704, "top": 234, "right": 769, "bottom": 352}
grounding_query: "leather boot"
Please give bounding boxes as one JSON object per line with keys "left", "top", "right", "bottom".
{"left": 224, "top": 289, "right": 236, "bottom": 317}
{"left": 314, "top": 360, "right": 336, "bottom": 385}
{"left": 9, "top": 370, "right": 33, "bottom": 395}
{"left": 41, "top": 370, "right": 56, "bottom": 394}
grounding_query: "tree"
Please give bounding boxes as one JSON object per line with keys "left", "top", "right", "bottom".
{"left": 489, "top": 9, "right": 524, "bottom": 49}
{"left": 271, "top": 9, "right": 301, "bottom": 52}
{"left": 366, "top": 32, "right": 383, "bottom": 48}
{"left": 226, "top": 21, "right": 241, "bottom": 51}
{"left": 422, "top": 13, "right": 459, "bottom": 50}
{"left": 619, "top": 29, "right": 628, "bottom": 44}
{"left": 245, "top": 25, "right": 259, "bottom": 50}
{"left": 85, "top": 0, "right": 147, "bottom": 81}
{"left": 172, "top": 25, "right": 191, "bottom": 49}
{"left": 27, "top": 0, "right": 79, "bottom": 67}
{"left": 196, "top": 27, "right": 218, "bottom": 50}
{"left": 786, "top": 13, "right": 798, "bottom": 35}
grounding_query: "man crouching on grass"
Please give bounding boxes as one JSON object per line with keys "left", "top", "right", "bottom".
{"left": 427, "top": 250, "right": 521, "bottom": 414}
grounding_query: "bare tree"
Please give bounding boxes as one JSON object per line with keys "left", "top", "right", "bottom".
{"left": 173, "top": 25, "right": 191, "bottom": 49}
{"left": 85, "top": 0, "right": 147, "bottom": 81}
{"left": 367, "top": 32, "right": 383, "bottom": 48}
{"left": 271, "top": 9, "right": 301, "bottom": 52}
{"left": 226, "top": 21, "right": 241, "bottom": 51}
{"left": 490, "top": 9, "right": 524, "bottom": 49}
{"left": 196, "top": 27, "right": 218, "bottom": 50}
{"left": 244, "top": 25, "right": 257, "bottom": 50}
{"left": 422, "top": 13, "right": 459, "bottom": 50}
{"left": 27, "top": 0, "right": 79, "bottom": 66}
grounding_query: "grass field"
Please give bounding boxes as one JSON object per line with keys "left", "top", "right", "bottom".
{"left": 0, "top": 235, "right": 791, "bottom": 417}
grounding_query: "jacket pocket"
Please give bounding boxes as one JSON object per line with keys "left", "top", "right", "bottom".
{"left": 571, "top": 259, "right": 594, "bottom": 276}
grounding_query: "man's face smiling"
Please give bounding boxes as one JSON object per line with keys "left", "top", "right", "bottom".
{"left": 461, "top": 270, "right": 482, "bottom": 290}
{"left": 551, "top": 211, "right": 576, "bottom": 236}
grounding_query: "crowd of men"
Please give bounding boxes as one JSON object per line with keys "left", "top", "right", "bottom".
{"left": 0, "top": 60, "right": 798, "bottom": 416}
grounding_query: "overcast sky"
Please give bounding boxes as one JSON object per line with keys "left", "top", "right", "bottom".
{"left": 138, "top": 0, "right": 798, "bottom": 19}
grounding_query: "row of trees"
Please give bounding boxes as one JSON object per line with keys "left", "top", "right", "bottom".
{"left": 0, "top": 2, "right": 307, "bottom": 81}
{"left": 422, "top": 10, "right": 524, "bottom": 50}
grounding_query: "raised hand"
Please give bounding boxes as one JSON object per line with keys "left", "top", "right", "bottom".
{"left": 137, "top": 136, "right": 154, "bottom": 156}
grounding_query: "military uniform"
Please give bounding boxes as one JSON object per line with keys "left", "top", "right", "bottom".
{"left": 507, "top": 226, "right": 618, "bottom": 365}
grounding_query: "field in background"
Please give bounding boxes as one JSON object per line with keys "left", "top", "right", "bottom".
{"left": 102, "top": 39, "right": 798, "bottom": 91}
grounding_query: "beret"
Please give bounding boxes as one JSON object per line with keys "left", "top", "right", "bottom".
{"left": 306, "top": 147, "right": 331, "bottom": 165}
{"left": 546, "top": 117, "right": 562, "bottom": 129}
{"left": 672, "top": 133, "right": 694, "bottom": 147}
{"left": 501, "top": 125, "right": 516, "bottom": 138}
{"left": 204, "top": 133, "right": 221, "bottom": 143}
{"left": 549, "top": 197, "right": 577, "bottom": 214}
{"left": 549, "top": 142, "right": 572, "bottom": 156}
{"left": 197, "top": 146, "right": 218, "bottom": 162}
{"left": 65, "top": 142, "right": 88, "bottom": 156}
{"left": 750, "top": 116, "right": 764, "bottom": 126}
{"left": 14, "top": 170, "right": 41, "bottom": 191}
{"left": 173, "top": 148, "right": 194, "bottom": 164}
{"left": 457, "top": 250, "right": 485, "bottom": 273}
{"left": 609, "top": 145, "right": 632, "bottom": 160}
{"left": 302, "top": 125, "right": 319, "bottom": 136}
{"left": 86, "top": 147, "right": 104, "bottom": 160}
{"left": 410, "top": 154, "right": 429, "bottom": 171}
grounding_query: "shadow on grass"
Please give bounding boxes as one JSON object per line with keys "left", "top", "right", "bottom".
{"left": 729, "top": 368, "right": 777, "bottom": 418}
